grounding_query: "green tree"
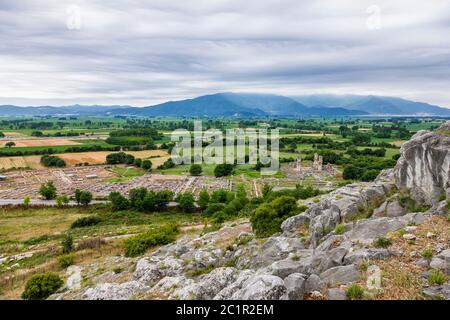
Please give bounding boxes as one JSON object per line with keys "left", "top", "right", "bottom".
{"left": 39, "top": 181, "right": 57, "bottom": 200}
{"left": 75, "top": 189, "right": 93, "bottom": 206}
{"left": 21, "top": 273, "right": 63, "bottom": 300}
{"left": 214, "top": 164, "right": 234, "bottom": 177}
{"left": 61, "top": 233, "right": 73, "bottom": 254}
{"left": 198, "top": 189, "right": 210, "bottom": 210}
{"left": 141, "top": 160, "right": 152, "bottom": 171}
{"left": 189, "top": 164, "right": 203, "bottom": 176}
{"left": 5, "top": 141, "right": 15, "bottom": 148}
{"left": 343, "top": 165, "right": 362, "bottom": 180}
{"left": 178, "top": 192, "right": 195, "bottom": 213}
{"left": 109, "top": 191, "right": 130, "bottom": 211}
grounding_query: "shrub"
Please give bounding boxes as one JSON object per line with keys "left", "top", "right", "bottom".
{"left": 109, "top": 191, "right": 130, "bottom": 211}
{"left": 141, "top": 160, "right": 152, "bottom": 171}
{"left": 75, "top": 189, "right": 92, "bottom": 206}
{"left": 106, "top": 152, "right": 134, "bottom": 165}
{"left": 334, "top": 224, "right": 346, "bottom": 235}
{"left": 345, "top": 284, "right": 365, "bottom": 300}
{"left": 61, "top": 233, "right": 74, "bottom": 253}
{"left": 203, "top": 203, "right": 225, "bottom": 216}
{"left": 250, "top": 204, "right": 280, "bottom": 238}
{"left": 70, "top": 216, "right": 101, "bottom": 229}
{"left": 428, "top": 269, "right": 448, "bottom": 285}
{"left": 373, "top": 237, "right": 392, "bottom": 248}
{"left": 56, "top": 195, "right": 69, "bottom": 208}
{"left": 39, "top": 181, "right": 57, "bottom": 200}
{"left": 214, "top": 164, "right": 234, "bottom": 177}
{"left": 40, "top": 155, "right": 66, "bottom": 168}
{"left": 421, "top": 248, "right": 433, "bottom": 260}
{"left": 21, "top": 273, "right": 63, "bottom": 300}
{"left": 178, "top": 192, "right": 196, "bottom": 213}
{"left": 198, "top": 189, "right": 210, "bottom": 210}
{"left": 23, "top": 196, "right": 31, "bottom": 207}
{"left": 124, "top": 225, "right": 179, "bottom": 257}
{"left": 189, "top": 164, "right": 203, "bottom": 176}
{"left": 58, "top": 253, "right": 75, "bottom": 269}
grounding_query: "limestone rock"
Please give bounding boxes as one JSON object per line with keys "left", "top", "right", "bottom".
{"left": 83, "top": 281, "right": 148, "bottom": 300}
{"left": 320, "top": 264, "right": 360, "bottom": 286}
{"left": 283, "top": 273, "right": 307, "bottom": 300}
{"left": 394, "top": 125, "right": 450, "bottom": 205}
{"left": 231, "top": 274, "right": 286, "bottom": 300}
{"left": 327, "top": 288, "right": 347, "bottom": 300}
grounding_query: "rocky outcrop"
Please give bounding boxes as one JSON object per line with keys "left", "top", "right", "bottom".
{"left": 395, "top": 122, "right": 450, "bottom": 205}
{"left": 62, "top": 122, "right": 450, "bottom": 301}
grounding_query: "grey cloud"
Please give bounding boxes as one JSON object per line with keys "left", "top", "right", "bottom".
{"left": 0, "top": 0, "right": 449, "bottom": 107}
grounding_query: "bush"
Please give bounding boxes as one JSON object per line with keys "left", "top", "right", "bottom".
{"left": 178, "top": 192, "right": 196, "bottom": 213}
{"left": 334, "top": 224, "right": 346, "bottom": 235}
{"left": 214, "top": 164, "right": 234, "bottom": 177}
{"left": 428, "top": 269, "right": 448, "bottom": 285}
{"left": 58, "top": 253, "right": 75, "bottom": 269}
{"left": 106, "top": 152, "right": 135, "bottom": 165}
{"left": 124, "top": 225, "right": 179, "bottom": 257}
{"left": 21, "top": 273, "right": 63, "bottom": 300}
{"left": 39, "top": 181, "right": 57, "bottom": 200}
{"left": 56, "top": 195, "right": 69, "bottom": 207}
{"left": 70, "top": 216, "right": 101, "bottom": 229}
{"left": 40, "top": 155, "right": 66, "bottom": 168}
{"left": 75, "top": 189, "right": 92, "bottom": 206}
{"left": 189, "top": 164, "right": 202, "bottom": 176}
{"left": 109, "top": 191, "right": 130, "bottom": 211}
{"left": 250, "top": 204, "right": 280, "bottom": 238}
{"left": 373, "top": 237, "right": 392, "bottom": 248}
{"left": 198, "top": 189, "right": 210, "bottom": 210}
{"left": 345, "top": 284, "right": 365, "bottom": 300}
{"left": 23, "top": 196, "right": 31, "bottom": 207}
{"left": 140, "top": 159, "right": 152, "bottom": 171}
{"left": 61, "top": 233, "right": 74, "bottom": 253}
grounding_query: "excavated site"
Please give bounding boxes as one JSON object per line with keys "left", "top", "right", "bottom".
{"left": 46, "top": 122, "right": 450, "bottom": 300}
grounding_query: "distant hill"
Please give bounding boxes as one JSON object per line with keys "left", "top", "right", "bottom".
{"left": 1, "top": 93, "right": 449, "bottom": 117}
{"left": 111, "top": 93, "right": 368, "bottom": 117}
{"left": 290, "top": 94, "right": 450, "bottom": 116}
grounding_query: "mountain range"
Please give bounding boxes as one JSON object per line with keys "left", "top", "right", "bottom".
{"left": 1, "top": 93, "right": 450, "bottom": 117}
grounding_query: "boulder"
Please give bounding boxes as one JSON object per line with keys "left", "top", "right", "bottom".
{"left": 283, "top": 273, "right": 307, "bottom": 300}
{"left": 343, "top": 248, "right": 391, "bottom": 265}
{"left": 422, "top": 283, "right": 450, "bottom": 300}
{"left": 231, "top": 274, "right": 286, "bottom": 300}
{"left": 394, "top": 126, "right": 450, "bottom": 205}
{"left": 320, "top": 264, "right": 360, "bottom": 286}
{"left": 133, "top": 256, "right": 184, "bottom": 286}
{"left": 429, "top": 249, "right": 450, "bottom": 274}
{"left": 83, "top": 281, "right": 148, "bottom": 300}
{"left": 214, "top": 270, "right": 255, "bottom": 300}
{"left": 304, "top": 274, "right": 324, "bottom": 293}
{"left": 327, "top": 288, "right": 347, "bottom": 300}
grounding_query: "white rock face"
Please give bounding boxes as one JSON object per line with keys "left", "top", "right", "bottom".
{"left": 395, "top": 123, "right": 450, "bottom": 205}
{"left": 231, "top": 274, "right": 286, "bottom": 300}
{"left": 83, "top": 281, "right": 148, "bottom": 300}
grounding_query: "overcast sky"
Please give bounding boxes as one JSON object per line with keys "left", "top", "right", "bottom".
{"left": 1, "top": 0, "right": 449, "bottom": 107}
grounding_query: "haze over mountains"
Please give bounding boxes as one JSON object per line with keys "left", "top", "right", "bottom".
{"left": 1, "top": 93, "right": 450, "bottom": 117}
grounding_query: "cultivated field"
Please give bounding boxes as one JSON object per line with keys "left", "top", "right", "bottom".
{"left": 0, "top": 150, "right": 170, "bottom": 170}
{"left": 0, "top": 156, "right": 43, "bottom": 170}
{"left": 0, "top": 139, "right": 81, "bottom": 148}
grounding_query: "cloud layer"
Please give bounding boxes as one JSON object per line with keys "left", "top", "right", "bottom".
{"left": 0, "top": 0, "right": 449, "bottom": 107}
